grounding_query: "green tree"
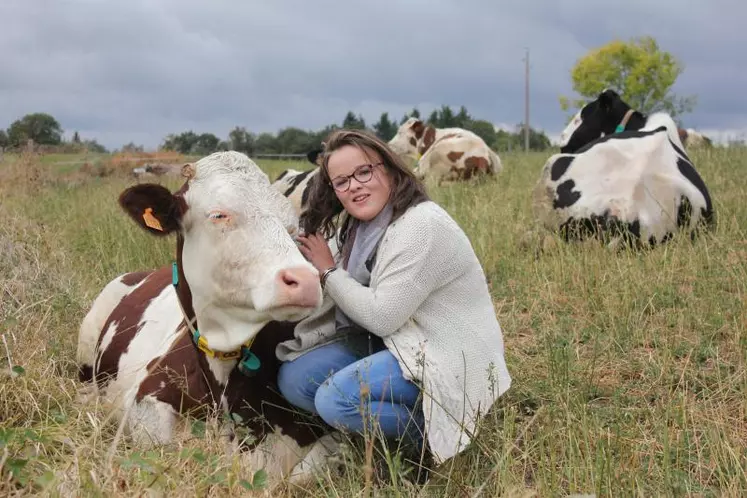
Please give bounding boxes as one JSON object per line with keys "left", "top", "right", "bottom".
{"left": 373, "top": 112, "right": 397, "bottom": 141}
{"left": 0, "top": 130, "right": 8, "bottom": 148}
{"left": 7, "top": 113, "right": 64, "bottom": 147}
{"left": 120, "top": 142, "right": 144, "bottom": 153}
{"left": 399, "top": 108, "right": 421, "bottom": 124}
{"left": 161, "top": 131, "right": 190, "bottom": 153}
{"left": 228, "top": 126, "right": 256, "bottom": 155}
{"left": 559, "top": 36, "right": 696, "bottom": 119}
{"left": 465, "top": 119, "right": 496, "bottom": 147}
{"left": 72, "top": 131, "right": 81, "bottom": 143}
{"left": 254, "top": 132, "right": 279, "bottom": 154}
{"left": 342, "top": 111, "right": 366, "bottom": 130}
{"left": 192, "top": 133, "right": 220, "bottom": 155}
{"left": 275, "top": 127, "right": 316, "bottom": 154}
{"left": 454, "top": 106, "right": 472, "bottom": 128}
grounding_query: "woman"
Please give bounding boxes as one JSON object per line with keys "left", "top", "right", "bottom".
{"left": 276, "top": 129, "right": 512, "bottom": 465}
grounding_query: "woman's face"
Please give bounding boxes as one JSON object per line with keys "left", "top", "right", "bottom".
{"left": 326, "top": 144, "right": 393, "bottom": 221}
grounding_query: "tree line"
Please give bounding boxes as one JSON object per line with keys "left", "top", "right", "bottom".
{"left": 160, "top": 106, "right": 552, "bottom": 157}
{"left": 0, "top": 106, "right": 553, "bottom": 157}
{"left": 0, "top": 113, "right": 109, "bottom": 153}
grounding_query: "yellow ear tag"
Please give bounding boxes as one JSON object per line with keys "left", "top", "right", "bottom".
{"left": 143, "top": 208, "right": 163, "bottom": 231}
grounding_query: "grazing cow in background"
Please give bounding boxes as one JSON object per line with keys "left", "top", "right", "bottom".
{"left": 77, "top": 151, "right": 342, "bottom": 485}
{"left": 679, "top": 128, "right": 713, "bottom": 149}
{"left": 388, "top": 118, "right": 503, "bottom": 183}
{"left": 533, "top": 89, "right": 715, "bottom": 248}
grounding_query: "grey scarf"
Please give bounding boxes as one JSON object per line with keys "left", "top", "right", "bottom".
{"left": 335, "top": 202, "right": 393, "bottom": 333}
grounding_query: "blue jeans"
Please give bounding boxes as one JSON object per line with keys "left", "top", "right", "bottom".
{"left": 277, "top": 337, "right": 425, "bottom": 446}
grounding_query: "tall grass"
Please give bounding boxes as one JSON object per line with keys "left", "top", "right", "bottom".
{"left": 0, "top": 149, "right": 745, "bottom": 496}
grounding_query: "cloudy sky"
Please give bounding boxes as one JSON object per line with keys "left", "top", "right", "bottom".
{"left": 1, "top": 0, "right": 745, "bottom": 150}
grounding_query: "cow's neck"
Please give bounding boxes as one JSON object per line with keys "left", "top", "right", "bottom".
{"left": 417, "top": 125, "right": 438, "bottom": 156}
{"left": 173, "top": 233, "right": 261, "bottom": 383}
{"left": 614, "top": 108, "right": 647, "bottom": 133}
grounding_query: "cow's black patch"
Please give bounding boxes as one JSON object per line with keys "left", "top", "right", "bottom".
{"left": 283, "top": 169, "right": 314, "bottom": 197}
{"left": 676, "top": 195, "right": 693, "bottom": 228}
{"left": 558, "top": 211, "right": 643, "bottom": 248}
{"left": 274, "top": 170, "right": 290, "bottom": 182}
{"left": 675, "top": 157, "right": 714, "bottom": 228}
{"left": 550, "top": 156, "right": 574, "bottom": 181}
{"left": 553, "top": 180, "right": 581, "bottom": 209}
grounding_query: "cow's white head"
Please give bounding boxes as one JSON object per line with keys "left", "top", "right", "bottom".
{"left": 119, "top": 151, "right": 322, "bottom": 352}
{"left": 388, "top": 117, "right": 426, "bottom": 160}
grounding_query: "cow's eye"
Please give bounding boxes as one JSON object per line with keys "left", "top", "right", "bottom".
{"left": 208, "top": 211, "right": 230, "bottom": 222}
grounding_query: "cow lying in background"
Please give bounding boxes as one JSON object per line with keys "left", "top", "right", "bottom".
{"left": 131, "top": 163, "right": 183, "bottom": 180}
{"left": 532, "top": 89, "right": 714, "bottom": 248}
{"left": 388, "top": 118, "right": 503, "bottom": 183}
{"left": 76, "top": 151, "right": 342, "bottom": 485}
{"left": 270, "top": 149, "right": 323, "bottom": 220}
{"left": 678, "top": 128, "right": 713, "bottom": 149}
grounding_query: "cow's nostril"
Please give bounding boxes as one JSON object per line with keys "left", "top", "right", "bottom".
{"left": 282, "top": 273, "right": 299, "bottom": 287}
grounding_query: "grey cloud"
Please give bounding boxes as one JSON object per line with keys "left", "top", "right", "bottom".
{"left": 0, "top": 0, "right": 745, "bottom": 149}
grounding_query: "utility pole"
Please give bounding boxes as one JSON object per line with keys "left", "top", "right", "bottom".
{"left": 524, "top": 47, "right": 530, "bottom": 153}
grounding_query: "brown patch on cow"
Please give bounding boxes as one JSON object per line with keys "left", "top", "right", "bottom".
{"left": 678, "top": 128, "right": 688, "bottom": 142}
{"left": 409, "top": 137, "right": 417, "bottom": 147}
{"left": 409, "top": 120, "right": 425, "bottom": 140}
{"left": 447, "top": 151, "right": 464, "bottom": 162}
{"left": 418, "top": 127, "right": 436, "bottom": 155}
{"left": 120, "top": 270, "right": 151, "bottom": 287}
{"left": 94, "top": 266, "right": 172, "bottom": 389}
{"left": 463, "top": 156, "right": 490, "bottom": 180}
{"left": 136, "top": 318, "right": 326, "bottom": 450}
{"left": 135, "top": 327, "right": 220, "bottom": 420}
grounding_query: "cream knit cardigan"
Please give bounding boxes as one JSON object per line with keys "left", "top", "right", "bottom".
{"left": 276, "top": 200, "right": 512, "bottom": 463}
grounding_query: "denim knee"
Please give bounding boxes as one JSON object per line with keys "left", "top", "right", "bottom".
{"left": 277, "top": 361, "right": 318, "bottom": 414}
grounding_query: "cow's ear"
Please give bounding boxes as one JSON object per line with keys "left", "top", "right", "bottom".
{"left": 409, "top": 119, "right": 425, "bottom": 139}
{"left": 598, "top": 88, "right": 619, "bottom": 109}
{"left": 307, "top": 148, "right": 322, "bottom": 166}
{"left": 118, "top": 184, "right": 181, "bottom": 236}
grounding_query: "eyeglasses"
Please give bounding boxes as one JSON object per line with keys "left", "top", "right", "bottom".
{"left": 330, "top": 163, "right": 382, "bottom": 192}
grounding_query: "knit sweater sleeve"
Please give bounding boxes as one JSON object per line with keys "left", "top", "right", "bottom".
{"left": 323, "top": 204, "right": 467, "bottom": 337}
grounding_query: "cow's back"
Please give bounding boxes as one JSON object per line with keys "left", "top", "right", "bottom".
{"left": 86, "top": 267, "right": 187, "bottom": 406}
{"left": 533, "top": 128, "right": 713, "bottom": 245}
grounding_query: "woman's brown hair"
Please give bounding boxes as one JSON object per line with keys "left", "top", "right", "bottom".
{"left": 300, "top": 128, "right": 429, "bottom": 252}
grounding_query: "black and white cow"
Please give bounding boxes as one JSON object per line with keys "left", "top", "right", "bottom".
{"left": 533, "top": 89, "right": 715, "bottom": 248}
{"left": 270, "top": 149, "right": 323, "bottom": 219}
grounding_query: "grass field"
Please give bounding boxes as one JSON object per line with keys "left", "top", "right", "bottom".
{"left": 0, "top": 147, "right": 745, "bottom": 497}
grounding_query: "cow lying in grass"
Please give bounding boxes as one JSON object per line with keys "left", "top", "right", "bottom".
{"left": 388, "top": 118, "right": 503, "bottom": 183}
{"left": 76, "top": 151, "right": 343, "bottom": 485}
{"left": 270, "top": 153, "right": 321, "bottom": 219}
{"left": 531, "top": 89, "right": 715, "bottom": 249}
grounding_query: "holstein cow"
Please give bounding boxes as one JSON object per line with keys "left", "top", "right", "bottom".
{"left": 76, "top": 151, "right": 343, "bottom": 485}
{"left": 388, "top": 118, "right": 503, "bottom": 183}
{"left": 270, "top": 148, "right": 324, "bottom": 220}
{"left": 532, "top": 89, "right": 714, "bottom": 248}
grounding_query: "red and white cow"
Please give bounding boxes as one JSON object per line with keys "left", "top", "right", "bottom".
{"left": 388, "top": 118, "right": 503, "bottom": 183}
{"left": 76, "top": 151, "right": 342, "bottom": 485}
{"left": 678, "top": 128, "right": 713, "bottom": 149}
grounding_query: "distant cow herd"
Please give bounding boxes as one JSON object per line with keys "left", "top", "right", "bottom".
{"left": 83, "top": 89, "right": 716, "bottom": 489}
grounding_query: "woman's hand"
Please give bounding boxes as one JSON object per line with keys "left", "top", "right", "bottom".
{"left": 296, "top": 233, "right": 336, "bottom": 273}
